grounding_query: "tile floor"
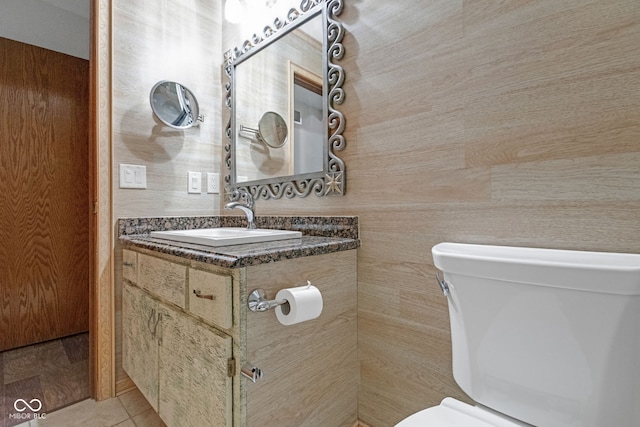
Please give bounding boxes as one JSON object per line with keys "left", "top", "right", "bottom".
{"left": 1, "top": 333, "right": 91, "bottom": 427}
{"left": 1, "top": 334, "right": 165, "bottom": 427}
{"left": 9, "top": 388, "right": 166, "bottom": 427}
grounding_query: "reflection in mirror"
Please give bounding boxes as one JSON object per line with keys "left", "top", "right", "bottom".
{"left": 224, "top": 0, "right": 346, "bottom": 199}
{"left": 150, "top": 81, "right": 203, "bottom": 129}
{"left": 240, "top": 111, "right": 289, "bottom": 149}
{"left": 290, "top": 62, "right": 324, "bottom": 174}
{"left": 233, "top": 13, "right": 324, "bottom": 183}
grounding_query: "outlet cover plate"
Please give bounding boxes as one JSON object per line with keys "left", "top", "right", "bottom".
{"left": 207, "top": 173, "right": 220, "bottom": 194}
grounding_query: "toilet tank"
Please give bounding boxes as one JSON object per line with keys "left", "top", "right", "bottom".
{"left": 432, "top": 243, "right": 640, "bottom": 427}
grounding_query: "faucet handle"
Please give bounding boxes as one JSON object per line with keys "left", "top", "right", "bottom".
{"left": 241, "top": 190, "right": 254, "bottom": 208}
{"left": 230, "top": 188, "right": 254, "bottom": 208}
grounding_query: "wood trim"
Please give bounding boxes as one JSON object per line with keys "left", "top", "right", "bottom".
{"left": 89, "top": 0, "right": 97, "bottom": 398}
{"left": 115, "top": 377, "right": 137, "bottom": 397}
{"left": 91, "top": 0, "right": 115, "bottom": 401}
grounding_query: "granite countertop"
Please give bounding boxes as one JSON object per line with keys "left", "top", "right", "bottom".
{"left": 118, "top": 216, "right": 359, "bottom": 269}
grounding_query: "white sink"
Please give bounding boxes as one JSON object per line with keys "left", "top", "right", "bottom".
{"left": 149, "top": 227, "right": 302, "bottom": 247}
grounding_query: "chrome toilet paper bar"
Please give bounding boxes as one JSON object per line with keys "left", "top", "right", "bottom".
{"left": 247, "top": 280, "right": 312, "bottom": 312}
{"left": 247, "top": 288, "right": 286, "bottom": 312}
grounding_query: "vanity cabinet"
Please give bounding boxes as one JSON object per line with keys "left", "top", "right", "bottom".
{"left": 122, "top": 246, "right": 357, "bottom": 427}
{"left": 123, "top": 252, "right": 234, "bottom": 427}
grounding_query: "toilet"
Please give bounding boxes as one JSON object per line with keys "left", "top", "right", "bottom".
{"left": 397, "top": 243, "right": 640, "bottom": 427}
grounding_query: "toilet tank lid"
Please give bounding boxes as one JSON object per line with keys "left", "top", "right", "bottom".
{"left": 432, "top": 243, "right": 640, "bottom": 295}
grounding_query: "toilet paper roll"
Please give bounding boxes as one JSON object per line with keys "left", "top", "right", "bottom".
{"left": 275, "top": 284, "right": 323, "bottom": 326}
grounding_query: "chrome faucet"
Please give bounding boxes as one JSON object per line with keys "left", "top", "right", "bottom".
{"left": 224, "top": 189, "right": 256, "bottom": 229}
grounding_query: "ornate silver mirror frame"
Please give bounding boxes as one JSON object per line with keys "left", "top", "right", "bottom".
{"left": 224, "top": 0, "right": 346, "bottom": 199}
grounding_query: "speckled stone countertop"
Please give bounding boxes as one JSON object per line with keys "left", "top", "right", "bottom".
{"left": 118, "top": 216, "right": 359, "bottom": 269}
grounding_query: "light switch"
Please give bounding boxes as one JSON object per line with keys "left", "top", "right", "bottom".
{"left": 188, "top": 171, "right": 202, "bottom": 194}
{"left": 119, "top": 164, "right": 146, "bottom": 189}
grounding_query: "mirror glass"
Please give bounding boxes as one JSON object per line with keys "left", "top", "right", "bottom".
{"left": 224, "top": 0, "right": 346, "bottom": 199}
{"left": 150, "top": 80, "right": 202, "bottom": 129}
{"left": 239, "top": 111, "right": 289, "bottom": 149}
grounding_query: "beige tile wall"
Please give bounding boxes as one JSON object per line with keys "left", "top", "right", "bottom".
{"left": 111, "top": 0, "right": 222, "bottom": 387}
{"left": 223, "top": 0, "right": 640, "bottom": 425}
{"left": 110, "top": 0, "right": 640, "bottom": 424}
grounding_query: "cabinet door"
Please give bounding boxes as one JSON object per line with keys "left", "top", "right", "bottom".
{"left": 123, "top": 283, "right": 160, "bottom": 411}
{"left": 158, "top": 306, "right": 233, "bottom": 427}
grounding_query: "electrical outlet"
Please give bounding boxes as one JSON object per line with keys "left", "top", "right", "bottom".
{"left": 207, "top": 173, "right": 220, "bottom": 194}
{"left": 188, "top": 171, "right": 201, "bottom": 194}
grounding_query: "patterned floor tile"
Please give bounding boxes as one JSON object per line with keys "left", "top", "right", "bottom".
{"left": 40, "top": 360, "right": 90, "bottom": 411}
{"left": 1, "top": 334, "right": 89, "bottom": 427}
{"left": 60, "top": 335, "right": 89, "bottom": 364}
{"left": 3, "top": 342, "right": 68, "bottom": 385}
{"left": 4, "top": 376, "right": 45, "bottom": 427}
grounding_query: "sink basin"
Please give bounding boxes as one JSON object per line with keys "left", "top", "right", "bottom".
{"left": 149, "top": 227, "right": 302, "bottom": 247}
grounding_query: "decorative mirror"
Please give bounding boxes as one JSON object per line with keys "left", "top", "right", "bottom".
{"left": 224, "top": 0, "right": 346, "bottom": 199}
{"left": 150, "top": 80, "right": 203, "bottom": 129}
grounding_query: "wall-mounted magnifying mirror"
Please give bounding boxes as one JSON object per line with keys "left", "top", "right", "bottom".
{"left": 150, "top": 80, "right": 203, "bottom": 129}
{"left": 240, "top": 111, "right": 288, "bottom": 148}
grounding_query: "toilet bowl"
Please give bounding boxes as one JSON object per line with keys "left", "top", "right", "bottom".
{"left": 396, "top": 243, "right": 640, "bottom": 427}
{"left": 397, "top": 398, "right": 529, "bottom": 427}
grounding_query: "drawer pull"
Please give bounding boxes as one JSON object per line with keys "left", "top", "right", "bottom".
{"left": 123, "top": 262, "right": 134, "bottom": 267}
{"left": 193, "top": 289, "right": 215, "bottom": 300}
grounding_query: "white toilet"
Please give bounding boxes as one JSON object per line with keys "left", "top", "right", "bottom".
{"left": 397, "top": 243, "right": 640, "bottom": 427}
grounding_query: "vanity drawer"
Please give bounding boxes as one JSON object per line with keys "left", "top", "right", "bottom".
{"left": 138, "top": 254, "right": 187, "bottom": 309}
{"left": 188, "top": 269, "right": 232, "bottom": 329}
{"left": 122, "top": 249, "right": 137, "bottom": 283}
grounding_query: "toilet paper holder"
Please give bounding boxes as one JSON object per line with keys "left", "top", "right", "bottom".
{"left": 247, "top": 280, "right": 311, "bottom": 312}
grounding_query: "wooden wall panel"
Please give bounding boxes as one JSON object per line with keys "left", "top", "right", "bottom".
{"left": 0, "top": 37, "right": 89, "bottom": 351}
{"left": 225, "top": 0, "right": 640, "bottom": 425}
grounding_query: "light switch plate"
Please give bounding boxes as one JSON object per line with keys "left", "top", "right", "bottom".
{"left": 207, "top": 173, "right": 220, "bottom": 194}
{"left": 119, "top": 164, "right": 146, "bottom": 189}
{"left": 188, "top": 171, "right": 202, "bottom": 194}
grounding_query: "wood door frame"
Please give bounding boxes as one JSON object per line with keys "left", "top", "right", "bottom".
{"left": 90, "top": 0, "right": 115, "bottom": 400}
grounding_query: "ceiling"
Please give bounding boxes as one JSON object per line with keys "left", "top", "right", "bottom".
{"left": 0, "top": 0, "right": 90, "bottom": 59}
{"left": 40, "top": 0, "right": 90, "bottom": 19}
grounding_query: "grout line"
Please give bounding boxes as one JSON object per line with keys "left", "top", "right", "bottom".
{"left": 116, "top": 395, "right": 135, "bottom": 420}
